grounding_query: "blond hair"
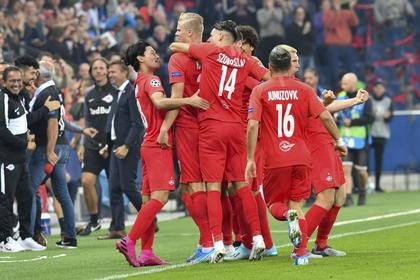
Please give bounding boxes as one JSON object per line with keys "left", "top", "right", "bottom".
{"left": 277, "top": 44, "right": 297, "bottom": 54}
{"left": 178, "top": 12, "right": 204, "bottom": 38}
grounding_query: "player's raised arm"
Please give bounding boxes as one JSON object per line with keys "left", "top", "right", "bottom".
{"left": 326, "top": 89, "right": 369, "bottom": 113}
{"left": 169, "top": 42, "right": 191, "bottom": 54}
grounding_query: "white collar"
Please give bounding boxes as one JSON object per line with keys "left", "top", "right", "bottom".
{"left": 118, "top": 80, "right": 129, "bottom": 92}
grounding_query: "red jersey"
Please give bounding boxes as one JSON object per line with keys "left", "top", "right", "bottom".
{"left": 305, "top": 116, "right": 335, "bottom": 153}
{"left": 188, "top": 43, "right": 268, "bottom": 123}
{"left": 135, "top": 73, "right": 173, "bottom": 148}
{"left": 168, "top": 52, "right": 201, "bottom": 128}
{"left": 242, "top": 76, "right": 260, "bottom": 126}
{"left": 248, "top": 76, "right": 325, "bottom": 169}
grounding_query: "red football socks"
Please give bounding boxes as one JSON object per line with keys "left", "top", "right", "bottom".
{"left": 305, "top": 204, "right": 328, "bottom": 238}
{"left": 207, "top": 190, "right": 223, "bottom": 242}
{"left": 296, "top": 218, "right": 308, "bottom": 257}
{"left": 229, "top": 195, "right": 242, "bottom": 242}
{"left": 129, "top": 199, "right": 163, "bottom": 242}
{"left": 191, "top": 191, "right": 213, "bottom": 248}
{"left": 255, "top": 192, "right": 273, "bottom": 248}
{"left": 221, "top": 194, "right": 233, "bottom": 245}
{"left": 316, "top": 205, "right": 341, "bottom": 248}
{"left": 141, "top": 220, "right": 155, "bottom": 250}
{"left": 269, "top": 202, "right": 289, "bottom": 221}
{"left": 236, "top": 186, "right": 261, "bottom": 236}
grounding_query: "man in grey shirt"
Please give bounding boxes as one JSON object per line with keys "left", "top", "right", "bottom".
{"left": 370, "top": 78, "right": 393, "bottom": 193}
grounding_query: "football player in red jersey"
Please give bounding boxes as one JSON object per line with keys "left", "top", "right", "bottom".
{"left": 170, "top": 20, "right": 270, "bottom": 262}
{"left": 157, "top": 12, "right": 214, "bottom": 263}
{"left": 246, "top": 45, "right": 347, "bottom": 265}
{"left": 225, "top": 25, "right": 276, "bottom": 261}
{"left": 116, "top": 40, "right": 209, "bottom": 267}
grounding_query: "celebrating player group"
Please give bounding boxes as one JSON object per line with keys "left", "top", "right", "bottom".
{"left": 115, "top": 13, "right": 369, "bottom": 267}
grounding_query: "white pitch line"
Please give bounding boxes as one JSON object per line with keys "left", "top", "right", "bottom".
{"left": 96, "top": 220, "right": 420, "bottom": 280}
{"left": 163, "top": 208, "right": 420, "bottom": 237}
{"left": 0, "top": 254, "right": 66, "bottom": 263}
{"left": 276, "top": 220, "right": 420, "bottom": 249}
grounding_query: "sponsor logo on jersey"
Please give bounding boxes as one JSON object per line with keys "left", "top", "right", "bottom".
{"left": 279, "top": 140, "right": 295, "bottom": 152}
{"left": 326, "top": 173, "right": 333, "bottom": 182}
{"left": 6, "top": 164, "right": 15, "bottom": 171}
{"left": 102, "top": 94, "right": 114, "bottom": 103}
{"left": 171, "top": 71, "right": 183, "bottom": 78}
{"left": 169, "top": 178, "right": 175, "bottom": 186}
{"left": 89, "top": 106, "right": 111, "bottom": 115}
{"left": 150, "top": 79, "right": 161, "bottom": 87}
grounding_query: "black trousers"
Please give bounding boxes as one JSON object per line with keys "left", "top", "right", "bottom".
{"left": 0, "top": 162, "right": 33, "bottom": 239}
{"left": 109, "top": 144, "right": 142, "bottom": 231}
{"left": 371, "top": 137, "right": 387, "bottom": 190}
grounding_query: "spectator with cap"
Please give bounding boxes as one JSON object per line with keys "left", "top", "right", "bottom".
{"left": 370, "top": 78, "right": 393, "bottom": 193}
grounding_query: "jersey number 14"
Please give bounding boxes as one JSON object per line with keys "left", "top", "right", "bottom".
{"left": 218, "top": 65, "right": 238, "bottom": 100}
{"left": 276, "top": 103, "right": 295, "bottom": 137}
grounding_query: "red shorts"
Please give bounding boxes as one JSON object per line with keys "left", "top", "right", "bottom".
{"left": 199, "top": 120, "right": 246, "bottom": 182}
{"left": 311, "top": 143, "right": 345, "bottom": 194}
{"left": 263, "top": 165, "right": 310, "bottom": 207}
{"left": 141, "top": 146, "right": 176, "bottom": 196}
{"left": 249, "top": 145, "right": 264, "bottom": 192}
{"left": 176, "top": 126, "right": 202, "bottom": 183}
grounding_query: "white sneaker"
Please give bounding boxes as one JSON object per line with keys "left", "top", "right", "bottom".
{"left": 224, "top": 244, "right": 251, "bottom": 261}
{"left": 1, "top": 237, "right": 26, "bottom": 253}
{"left": 224, "top": 244, "right": 235, "bottom": 256}
{"left": 249, "top": 235, "right": 265, "bottom": 261}
{"left": 210, "top": 241, "right": 226, "bottom": 263}
{"left": 18, "top": 237, "right": 46, "bottom": 251}
{"left": 287, "top": 210, "right": 302, "bottom": 247}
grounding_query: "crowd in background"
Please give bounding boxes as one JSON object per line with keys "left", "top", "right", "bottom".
{"left": 1, "top": 0, "right": 419, "bottom": 113}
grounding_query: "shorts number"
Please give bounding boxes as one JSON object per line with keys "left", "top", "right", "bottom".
{"left": 276, "top": 103, "right": 295, "bottom": 137}
{"left": 218, "top": 65, "right": 237, "bottom": 99}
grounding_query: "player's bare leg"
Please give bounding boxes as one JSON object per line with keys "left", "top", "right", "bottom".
{"left": 356, "top": 167, "right": 368, "bottom": 206}
{"left": 342, "top": 164, "right": 354, "bottom": 206}
{"left": 80, "top": 172, "right": 101, "bottom": 235}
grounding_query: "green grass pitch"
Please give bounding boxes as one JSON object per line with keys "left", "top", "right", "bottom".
{"left": 2, "top": 191, "right": 420, "bottom": 280}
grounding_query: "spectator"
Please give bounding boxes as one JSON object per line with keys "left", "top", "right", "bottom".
{"left": 303, "top": 67, "right": 325, "bottom": 97}
{"left": 257, "top": 0, "right": 285, "bottom": 67}
{"left": 78, "top": 63, "right": 91, "bottom": 80}
{"left": 0, "top": 31, "right": 14, "bottom": 63}
{"left": 135, "top": 15, "right": 151, "bottom": 40}
{"left": 312, "top": 0, "right": 330, "bottom": 87}
{"left": 119, "top": 27, "right": 139, "bottom": 54}
{"left": 0, "top": 61, "right": 9, "bottom": 89}
{"left": 223, "top": 0, "right": 258, "bottom": 27}
{"left": 285, "top": 5, "right": 314, "bottom": 77}
{"left": 370, "top": 78, "right": 393, "bottom": 193}
{"left": 147, "top": 25, "right": 171, "bottom": 63}
{"left": 323, "top": 0, "right": 359, "bottom": 89}
{"left": 374, "top": 0, "right": 416, "bottom": 28}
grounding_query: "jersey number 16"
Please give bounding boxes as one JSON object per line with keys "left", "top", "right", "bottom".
{"left": 276, "top": 103, "right": 295, "bottom": 137}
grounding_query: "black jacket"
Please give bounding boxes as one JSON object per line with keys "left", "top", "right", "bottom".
{"left": 105, "top": 82, "right": 143, "bottom": 150}
{"left": 0, "top": 88, "right": 28, "bottom": 164}
{"left": 83, "top": 82, "right": 117, "bottom": 150}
